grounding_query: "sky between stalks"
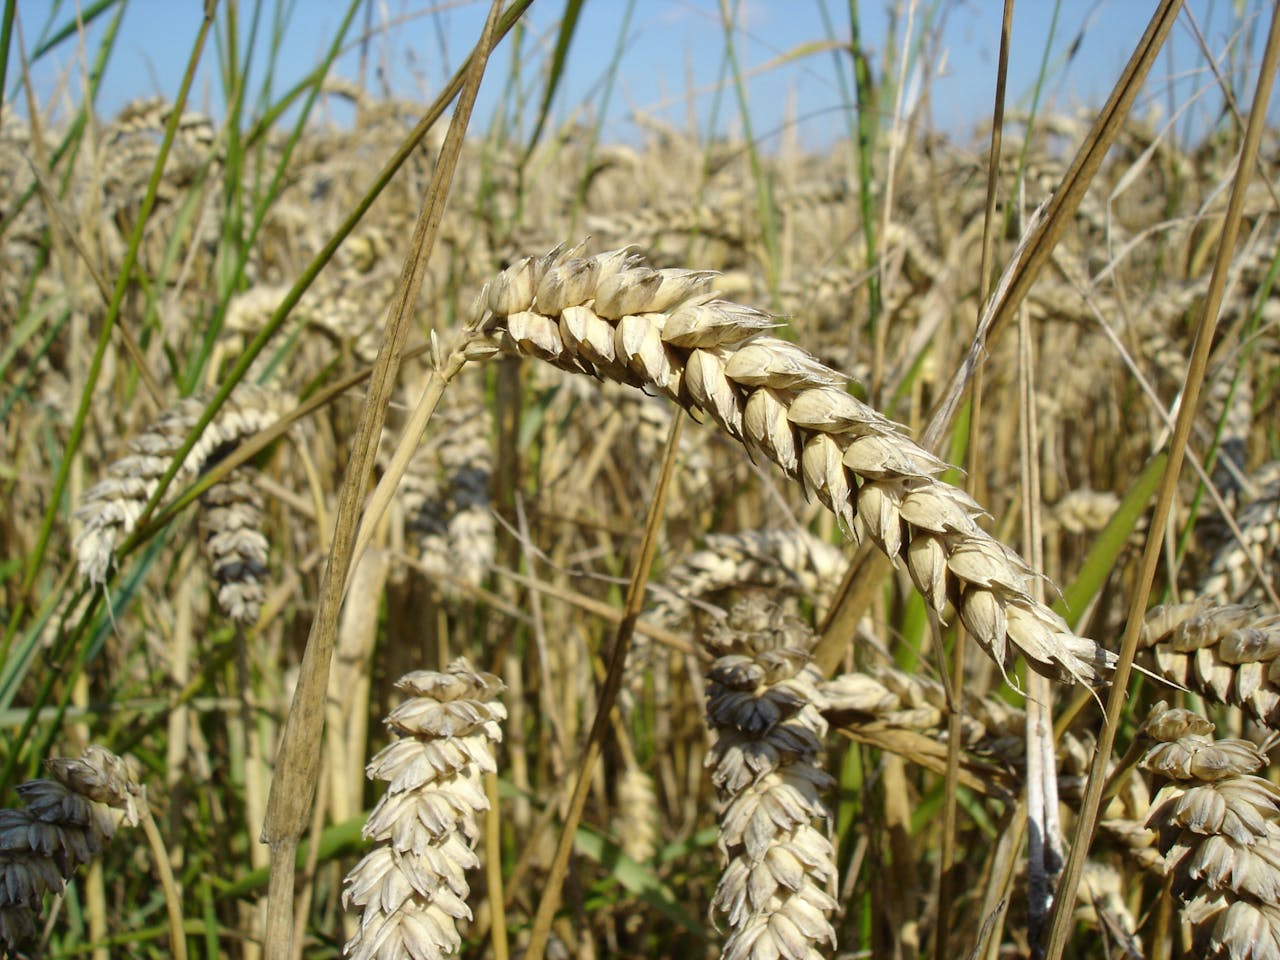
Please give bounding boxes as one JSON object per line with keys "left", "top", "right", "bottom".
{"left": 15, "top": 0, "right": 1279, "bottom": 150}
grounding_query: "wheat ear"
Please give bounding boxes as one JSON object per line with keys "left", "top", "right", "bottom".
{"left": 822, "top": 663, "right": 1090, "bottom": 767}
{"left": 0, "top": 746, "right": 142, "bottom": 952}
{"left": 393, "top": 394, "right": 495, "bottom": 596}
{"left": 648, "top": 528, "right": 846, "bottom": 629}
{"left": 342, "top": 659, "right": 505, "bottom": 960}
{"left": 468, "top": 243, "right": 1114, "bottom": 685}
{"left": 74, "top": 384, "right": 292, "bottom": 587}
{"left": 1139, "top": 600, "right": 1280, "bottom": 729}
{"left": 1201, "top": 460, "right": 1280, "bottom": 609}
{"left": 1141, "top": 702, "right": 1280, "bottom": 959}
{"left": 702, "top": 596, "right": 837, "bottom": 960}
{"left": 198, "top": 467, "right": 269, "bottom": 624}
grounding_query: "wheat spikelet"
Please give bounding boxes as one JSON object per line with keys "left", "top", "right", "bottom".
{"left": 1141, "top": 703, "right": 1280, "bottom": 960}
{"left": 1048, "top": 489, "right": 1120, "bottom": 535}
{"left": 469, "top": 243, "right": 1114, "bottom": 684}
{"left": 342, "top": 659, "right": 505, "bottom": 960}
{"left": 1139, "top": 600, "right": 1280, "bottom": 729}
{"left": 0, "top": 746, "right": 142, "bottom": 952}
{"left": 197, "top": 467, "right": 269, "bottom": 625}
{"left": 702, "top": 596, "right": 837, "bottom": 960}
{"left": 74, "top": 383, "right": 292, "bottom": 587}
{"left": 823, "top": 663, "right": 1022, "bottom": 753}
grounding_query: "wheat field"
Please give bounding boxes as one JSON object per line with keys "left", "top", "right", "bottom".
{"left": 2, "top": 1, "right": 1280, "bottom": 958}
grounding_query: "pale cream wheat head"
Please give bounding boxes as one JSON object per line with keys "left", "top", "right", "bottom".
{"left": 1141, "top": 703, "right": 1280, "bottom": 959}
{"left": 468, "top": 243, "right": 1115, "bottom": 686}
{"left": 342, "top": 659, "right": 505, "bottom": 960}
{"left": 74, "top": 384, "right": 292, "bottom": 589}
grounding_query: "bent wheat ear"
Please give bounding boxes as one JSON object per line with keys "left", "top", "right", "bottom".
{"left": 702, "top": 597, "right": 837, "bottom": 960}
{"left": 470, "top": 244, "right": 1115, "bottom": 684}
{"left": 74, "top": 384, "right": 293, "bottom": 586}
{"left": 822, "top": 662, "right": 1092, "bottom": 777}
{"left": 1141, "top": 702, "right": 1280, "bottom": 959}
{"left": 343, "top": 659, "right": 505, "bottom": 960}
{"left": 0, "top": 747, "right": 142, "bottom": 952}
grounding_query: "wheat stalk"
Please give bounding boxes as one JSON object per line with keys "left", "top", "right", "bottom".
{"left": 467, "top": 242, "right": 1115, "bottom": 685}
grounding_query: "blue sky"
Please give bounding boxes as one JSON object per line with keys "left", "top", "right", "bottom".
{"left": 14, "top": 1, "right": 1277, "bottom": 149}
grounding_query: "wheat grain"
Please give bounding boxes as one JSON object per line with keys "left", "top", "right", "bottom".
{"left": 342, "top": 659, "right": 505, "bottom": 960}
{"left": 469, "top": 243, "right": 1115, "bottom": 685}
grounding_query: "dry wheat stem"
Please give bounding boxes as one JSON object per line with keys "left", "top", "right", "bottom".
{"left": 522, "top": 400, "right": 684, "bottom": 960}
{"left": 469, "top": 242, "right": 1114, "bottom": 687}
{"left": 1046, "top": 8, "right": 1279, "bottom": 952}
{"left": 263, "top": 6, "right": 507, "bottom": 954}
{"left": 348, "top": 338, "right": 475, "bottom": 599}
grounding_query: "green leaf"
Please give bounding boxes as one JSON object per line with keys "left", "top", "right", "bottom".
{"left": 1054, "top": 451, "right": 1168, "bottom": 629}
{"left": 522, "top": 0, "right": 585, "bottom": 161}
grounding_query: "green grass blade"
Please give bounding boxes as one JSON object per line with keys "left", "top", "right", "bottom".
{"left": 522, "top": 0, "right": 585, "bottom": 163}
{"left": 0, "top": 0, "right": 16, "bottom": 117}
{"left": 1053, "top": 451, "right": 1168, "bottom": 629}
